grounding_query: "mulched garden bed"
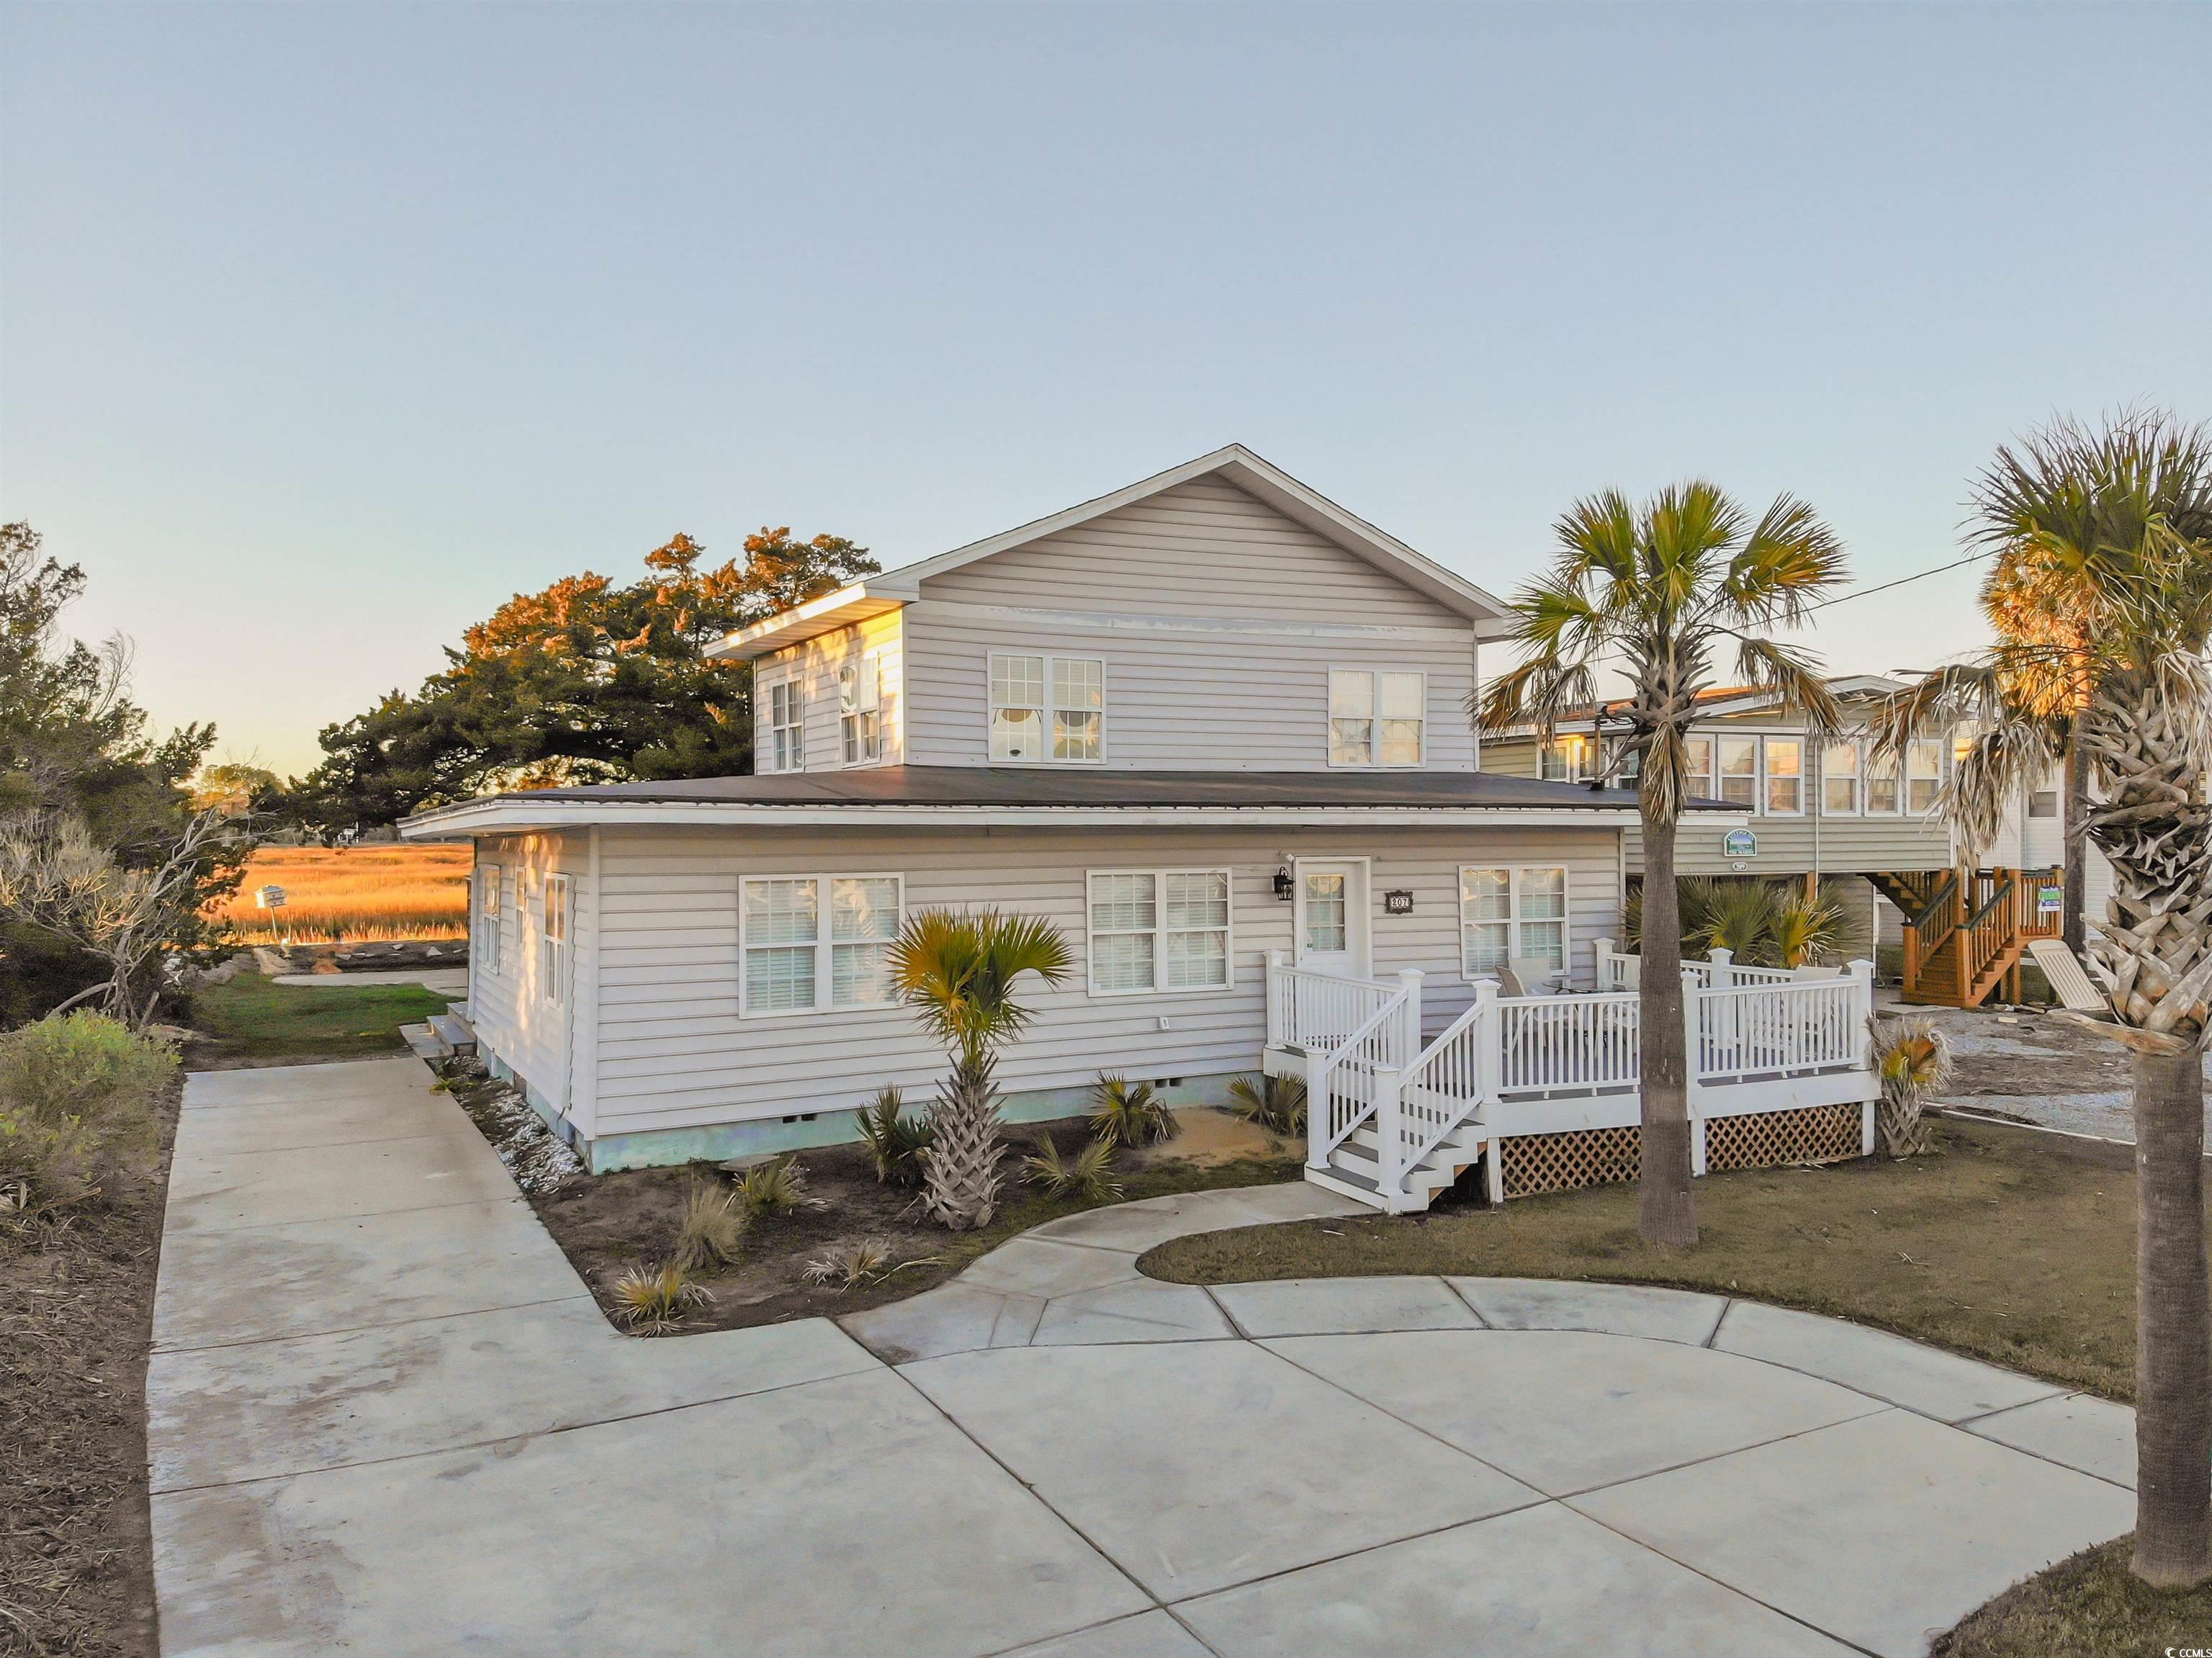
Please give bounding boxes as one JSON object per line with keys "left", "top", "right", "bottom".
{"left": 436, "top": 1063, "right": 1303, "bottom": 1335}
{"left": 0, "top": 1076, "right": 180, "bottom": 1658}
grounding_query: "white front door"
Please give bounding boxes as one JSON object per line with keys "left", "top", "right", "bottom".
{"left": 1295, "top": 860, "right": 1370, "bottom": 977}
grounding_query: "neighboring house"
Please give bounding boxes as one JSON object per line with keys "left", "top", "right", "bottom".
{"left": 1485, "top": 675, "right": 2104, "bottom": 1005}
{"left": 405, "top": 445, "right": 1688, "bottom": 1181}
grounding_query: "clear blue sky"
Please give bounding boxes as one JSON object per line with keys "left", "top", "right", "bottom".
{"left": 4, "top": 2, "right": 2206, "bottom": 776}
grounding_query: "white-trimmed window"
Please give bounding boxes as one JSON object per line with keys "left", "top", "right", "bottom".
{"left": 2029, "top": 788, "right": 2059, "bottom": 819}
{"left": 989, "top": 652, "right": 1102, "bottom": 763}
{"left": 1907, "top": 739, "right": 1944, "bottom": 815}
{"left": 1460, "top": 866, "right": 1569, "bottom": 975}
{"left": 1866, "top": 745, "right": 1901, "bottom": 814}
{"left": 740, "top": 874, "right": 903, "bottom": 1016}
{"left": 1087, "top": 869, "right": 1231, "bottom": 995}
{"left": 1328, "top": 669, "right": 1425, "bottom": 766}
{"left": 539, "top": 874, "right": 570, "bottom": 1003}
{"left": 1683, "top": 735, "right": 1715, "bottom": 799}
{"left": 764, "top": 679, "right": 805, "bottom": 772}
{"left": 1822, "top": 743, "right": 1860, "bottom": 815}
{"left": 1764, "top": 738, "right": 1803, "bottom": 815}
{"left": 1715, "top": 735, "right": 1759, "bottom": 807}
{"left": 476, "top": 864, "right": 502, "bottom": 973}
{"left": 1539, "top": 733, "right": 1595, "bottom": 783}
{"left": 840, "top": 658, "right": 881, "bottom": 764}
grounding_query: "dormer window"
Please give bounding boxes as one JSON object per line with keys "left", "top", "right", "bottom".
{"left": 990, "top": 652, "right": 1102, "bottom": 763}
{"left": 1328, "top": 670, "right": 1424, "bottom": 767}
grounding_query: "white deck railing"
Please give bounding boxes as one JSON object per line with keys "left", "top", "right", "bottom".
{"left": 1269, "top": 951, "right": 1876, "bottom": 1209}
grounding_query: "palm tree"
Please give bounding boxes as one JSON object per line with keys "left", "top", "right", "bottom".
{"left": 889, "top": 908, "right": 1072, "bottom": 1231}
{"left": 1476, "top": 483, "right": 1847, "bottom": 1246}
{"left": 1871, "top": 410, "right": 2212, "bottom": 1586}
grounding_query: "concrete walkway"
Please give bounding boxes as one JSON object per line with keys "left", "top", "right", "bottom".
{"left": 151, "top": 1059, "right": 2139, "bottom": 1657}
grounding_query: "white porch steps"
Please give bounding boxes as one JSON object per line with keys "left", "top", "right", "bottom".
{"left": 1310, "top": 1119, "right": 1488, "bottom": 1213}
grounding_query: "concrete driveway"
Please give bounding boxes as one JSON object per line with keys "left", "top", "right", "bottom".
{"left": 151, "top": 1059, "right": 2138, "bottom": 1657}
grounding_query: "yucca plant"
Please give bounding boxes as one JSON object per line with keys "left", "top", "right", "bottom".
{"left": 801, "top": 1237, "right": 899, "bottom": 1290}
{"left": 891, "top": 908, "right": 1073, "bottom": 1231}
{"left": 1866, "top": 1014, "right": 1951, "bottom": 1158}
{"left": 1023, "top": 1135, "right": 1123, "bottom": 1203}
{"left": 611, "top": 1263, "right": 711, "bottom": 1335}
{"left": 1872, "top": 409, "right": 2212, "bottom": 1584}
{"left": 1087, "top": 1072, "right": 1177, "bottom": 1149}
{"left": 671, "top": 1175, "right": 747, "bottom": 1272}
{"left": 853, "top": 1086, "right": 933, "bottom": 1187}
{"left": 1225, "top": 1072, "right": 1307, "bottom": 1136}
{"left": 1479, "top": 481, "right": 1848, "bottom": 1245}
{"left": 734, "top": 1155, "right": 812, "bottom": 1216}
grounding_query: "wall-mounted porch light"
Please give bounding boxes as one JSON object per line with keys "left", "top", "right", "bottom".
{"left": 1273, "top": 866, "right": 1295, "bottom": 900}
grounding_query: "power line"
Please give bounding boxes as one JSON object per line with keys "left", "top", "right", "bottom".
{"left": 1802, "top": 551, "right": 1991, "bottom": 614}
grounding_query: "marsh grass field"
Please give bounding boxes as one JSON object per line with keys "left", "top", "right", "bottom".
{"left": 217, "top": 845, "right": 472, "bottom": 944}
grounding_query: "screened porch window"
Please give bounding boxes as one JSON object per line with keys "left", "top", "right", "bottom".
{"left": 1087, "top": 870, "right": 1231, "bottom": 995}
{"left": 741, "top": 875, "right": 903, "bottom": 1016}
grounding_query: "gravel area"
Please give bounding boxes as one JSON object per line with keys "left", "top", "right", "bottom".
{"left": 1897, "top": 999, "right": 2212, "bottom": 1142}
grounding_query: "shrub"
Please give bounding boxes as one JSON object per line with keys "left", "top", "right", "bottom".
{"left": 1088, "top": 1072, "right": 1177, "bottom": 1149}
{"left": 801, "top": 1237, "right": 929, "bottom": 1291}
{"left": 1869, "top": 1013, "right": 1951, "bottom": 1158}
{"left": 734, "top": 1154, "right": 814, "bottom": 1216}
{"left": 854, "top": 1087, "right": 933, "bottom": 1187}
{"left": 1024, "top": 1136, "right": 1123, "bottom": 1203}
{"left": 671, "top": 1176, "right": 747, "bottom": 1271}
{"left": 611, "top": 1263, "right": 711, "bottom": 1334}
{"left": 0, "top": 1011, "right": 176, "bottom": 1209}
{"left": 1226, "top": 1072, "right": 1307, "bottom": 1136}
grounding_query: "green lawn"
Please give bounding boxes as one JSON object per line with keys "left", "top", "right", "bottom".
{"left": 1931, "top": 1538, "right": 2212, "bottom": 1657}
{"left": 189, "top": 974, "right": 452, "bottom": 1063}
{"left": 1146, "top": 1116, "right": 2152, "bottom": 1400}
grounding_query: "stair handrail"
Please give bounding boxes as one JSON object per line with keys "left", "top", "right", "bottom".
{"left": 1908, "top": 871, "right": 1960, "bottom": 937}
{"left": 1392, "top": 980, "right": 1503, "bottom": 1191}
{"left": 1303, "top": 976, "right": 1417, "bottom": 1173}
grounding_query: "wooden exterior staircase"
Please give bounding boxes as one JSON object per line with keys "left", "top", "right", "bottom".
{"left": 1869, "top": 867, "right": 2062, "bottom": 1008}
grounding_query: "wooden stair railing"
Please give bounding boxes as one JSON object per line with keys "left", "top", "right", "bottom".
{"left": 1892, "top": 866, "right": 2062, "bottom": 1008}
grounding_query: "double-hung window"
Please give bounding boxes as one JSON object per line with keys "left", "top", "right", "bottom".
{"left": 1763, "top": 739, "right": 1803, "bottom": 814}
{"left": 1328, "top": 669, "right": 1425, "bottom": 766}
{"left": 1715, "top": 735, "right": 1759, "bottom": 807}
{"left": 840, "top": 658, "right": 881, "bottom": 764}
{"left": 1460, "top": 866, "right": 1569, "bottom": 975}
{"left": 1683, "top": 735, "right": 1716, "bottom": 800}
{"left": 1087, "top": 870, "right": 1231, "bottom": 995}
{"left": 1906, "top": 739, "right": 1944, "bottom": 815}
{"left": 1822, "top": 743, "right": 1861, "bottom": 815}
{"left": 764, "top": 679, "right": 805, "bottom": 772}
{"left": 989, "top": 653, "right": 1102, "bottom": 763}
{"left": 1539, "top": 733, "right": 1593, "bottom": 783}
{"left": 476, "top": 864, "right": 502, "bottom": 973}
{"left": 539, "top": 874, "right": 570, "bottom": 1003}
{"left": 741, "top": 875, "right": 903, "bottom": 1016}
{"left": 1866, "top": 745, "right": 1901, "bottom": 814}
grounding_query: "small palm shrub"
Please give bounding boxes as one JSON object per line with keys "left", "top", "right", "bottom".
{"left": 801, "top": 1237, "right": 933, "bottom": 1291}
{"left": 611, "top": 1263, "right": 711, "bottom": 1335}
{"left": 0, "top": 1011, "right": 176, "bottom": 1210}
{"left": 1869, "top": 1014, "right": 1951, "bottom": 1158}
{"left": 1087, "top": 1072, "right": 1177, "bottom": 1149}
{"left": 671, "top": 1176, "right": 747, "bottom": 1271}
{"left": 854, "top": 1087, "right": 933, "bottom": 1187}
{"left": 734, "top": 1155, "right": 813, "bottom": 1216}
{"left": 1024, "top": 1136, "right": 1123, "bottom": 1202}
{"left": 1226, "top": 1072, "right": 1307, "bottom": 1136}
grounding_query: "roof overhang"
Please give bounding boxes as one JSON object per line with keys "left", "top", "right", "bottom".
{"left": 403, "top": 799, "right": 1711, "bottom": 839}
{"left": 705, "top": 444, "right": 1519, "bottom": 662}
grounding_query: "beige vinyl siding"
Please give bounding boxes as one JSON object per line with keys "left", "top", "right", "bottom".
{"left": 752, "top": 610, "right": 906, "bottom": 773}
{"left": 1477, "top": 736, "right": 1542, "bottom": 781}
{"left": 588, "top": 822, "right": 1623, "bottom": 1139}
{"left": 1630, "top": 812, "right": 1956, "bottom": 878}
{"left": 468, "top": 831, "right": 590, "bottom": 1121}
{"left": 921, "top": 473, "right": 1462, "bottom": 628}
{"left": 902, "top": 606, "right": 1477, "bottom": 771}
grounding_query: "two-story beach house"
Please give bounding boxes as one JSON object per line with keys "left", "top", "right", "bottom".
{"left": 405, "top": 447, "right": 1881, "bottom": 1211}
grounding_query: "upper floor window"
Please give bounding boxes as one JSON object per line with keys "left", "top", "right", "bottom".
{"left": 1866, "top": 745, "right": 1901, "bottom": 814}
{"left": 840, "top": 658, "right": 881, "bottom": 765}
{"left": 765, "top": 679, "right": 804, "bottom": 772}
{"left": 990, "top": 652, "right": 1102, "bottom": 763}
{"left": 1087, "top": 869, "right": 1231, "bottom": 995}
{"left": 1907, "top": 739, "right": 1944, "bottom": 815}
{"left": 2029, "top": 789, "right": 2059, "bottom": 819}
{"left": 1329, "top": 669, "right": 1424, "bottom": 767}
{"left": 1460, "top": 866, "right": 1568, "bottom": 975}
{"left": 1539, "top": 733, "right": 1595, "bottom": 783}
{"left": 1764, "top": 739, "right": 1803, "bottom": 815}
{"left": 1715, "top": 735, "right": 1759, "bottom": 807}
{"left": 1822, "top": 743, "right": 1860, "bottom": 815}
{"left": 740, "top": 874, "right": 902, "bottom": 1016}
{"left": 539, "top": 874, "right": 570, "bottom": 1003}
{"left": 476, "top": 865, "right": 503, "bottom": 973}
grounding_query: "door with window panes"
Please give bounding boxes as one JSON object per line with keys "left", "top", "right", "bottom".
{"left": 1295, "top": 860, "right": 1368, "bottom": 977}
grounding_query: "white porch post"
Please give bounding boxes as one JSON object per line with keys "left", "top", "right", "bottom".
{"left": 1397, "top": 969, "right": 1424, "bottom": 1055}
{"left": 1475, "top": 980, "right": 1506, "bottom": 1204}
{"left": 1304, "top": 1048, "right": 1329, "bottom": 1173}
{"left": 1848, "top": 956, "right": 1878, "bottom": 1155}
{"left": 1266, "top": 949, "right": 1286, "bottom": 1049}
{"left": 1593, "top": 936, "right": 1615, "bottom": 992}
{"left": 1708, "top": 946, "right": 1734, "bottom": 990}
{"left": 1373, "top": 1063, "right": 1403, "bottom": 1207}
{"left": 1684, "top": 968, "right": 1709, "bottom": 1177}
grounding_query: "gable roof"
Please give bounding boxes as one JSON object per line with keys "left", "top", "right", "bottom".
{"left": 709, "top": 444, "right": 1515, "bottom": 661}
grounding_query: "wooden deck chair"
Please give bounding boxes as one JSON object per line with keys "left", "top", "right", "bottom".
{"left": 2027, "top": 938, "right": 2108, "bottom": 1013}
